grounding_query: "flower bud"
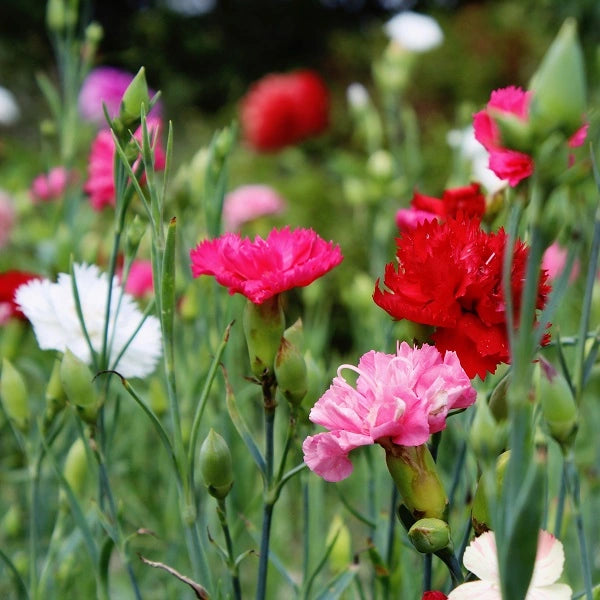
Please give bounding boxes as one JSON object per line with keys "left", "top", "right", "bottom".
{"left": 326, "top": 515, "right": 352, "bottom": 573}
{"left": 529, "top": 18, "right": 586, "bottom": 135}
{"left": 535, "top": 359, "right": 578, "bottom": 447}
{"left": 119, "top": 67, "right": 150, "bottom": 129}
{"left": 46, "top": 0, "right": 67, "bottom": 32}
{"left": 199, "top": 429, "right": 233, "bottom": 500}
{"left": 471, "top": 451, "right": 510, "bottom": 535}
{"left": 488, "top": 372, "right": 509, "bottom": 421}
{"left": 45, "top": 357, "right": 67, "bottom": 419}
{"left": 367, "top": 150, "right": 394, "bottom": 180}
{"left": 408, "top": 518, "right": 452, "bottom": 554}
{"left": 275, "top": 337, "right": 307, "bottom": 406}
{"left": 1, "top": 358, "right": 30, "bottom": 431}
{"left": 469, "top": 394, "right": 507, "bottom": 461}
{"left": 1, "top": 504, "right": 22, "bottom": 538}
{"left": 149, "top": 377, "right": 168, "bottom": 416}
{"left": 84, "top": 21, "right": 103, "bottom": 45}
{"left": 490, "top": 110, "right": 534, "bottom": 154}
{"left": 385, "top": 443, "right": 448, "bottom": 520}
{"left": 63, "top": 438, "right": 88, "bottom": 499}
{"left": 243, "top": 296, "right": 285, "bottom": 378}
{"left": 125, "top": 216, "right": 147, "bottom": 259}
{"left": 60, "top": 349, "right": 97, "bottom": 409}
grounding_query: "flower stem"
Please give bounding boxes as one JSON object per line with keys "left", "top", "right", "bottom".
{"left": 553, "top": 464, "right": 567, "bottom": 537}
{"left": 423, "top": 554, "right": 432, "bottom": 594}
{"left": 217, "top": 499, "right": 242, "bottom": 600}
{"left": 256, "top": 502, "right": 274, "bottom": 600}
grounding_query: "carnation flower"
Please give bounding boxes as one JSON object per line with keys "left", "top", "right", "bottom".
{"left": 346, "top": 82, "right": 369, "bottom": 110}
{"left": 374, "top": 218, "right": 549, "bottom": 379}
{"left": 423, "top": 593, "right": 447, "bottom": 600}
{"left": 0, "top": 271, "right": 39, "bottom": 325}
{"left": 15, "top": 263, "right": 161, "bottom": 379}
{"left": 222, "top": 184, "right": 286, "bottom": 231}
{"left": 30, "top": 167, "right": 73, "bottom": 203}
{"left": 384, "top": 11, "right": 444, "bottom": 53}
{"left": 240, "top": 70, "right": 329, "bottom": 152}
{"left": 302, "top": 342, "right": 476, "bottom": 482}
{"left": 124, "top": 260, "right": 154, "bottom": 298}
{"left": 448, "top": 530, "right": 571, "bottom": 599}
{"left": 0, "top": 190, "right": 15, "bottom": 249}
{"left": 396, "top": 184, "right": 486, "bottom": 232}
{"left": 84, "top": 118, "right": 166, "bottom": 210}
{"left": 190, "top": 226, "right": 343, "bottom": 304}
{"left": 78, "top": 67, "right": 161, "bottom": 126}
{"left": 542, "top": 242, "right": 580, "bottom": 283}
{"left": 473, "top": 86, "right": 587, "bottom": 186}
{"left": 0, "top": 85, "right": 20, "bottom": 125}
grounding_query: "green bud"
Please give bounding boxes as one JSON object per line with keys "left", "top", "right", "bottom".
{"left": 326, "top": 515, "right": 352, "bottom": 573}
{"left": 490, "top": 109, "right": 534, "bottom": 154}
{"left": 125, "top": 216, "right": 147, "bottom": 258}
{"left": 63, "top": 438, "right": 88, "bottom": 499}
{"left": 469, "top": 394, "right": 507, "bottom": 461}
{"left": 46, "top": 0, "right": 66, "bottom": 32}
{"left": 274, "top": 337, "right": 307, "bottom": 406}
{"left": 408, "top": 518, "right": 452, "bottom": 554}
{"left": 119, "top": 67, "right": 150, "bottom": 129}
{"left": 529, "top": 18, "right": 586, "bottom": 135}
{"left": 535, "top": 359, "right": 578, "bottom": 447}
{"left": 213, "top": 126, "right": 235, "bottom": 162}
{"left": 1, "top": 358, "right": 30, "bottom": 431}
{"left": 283, "top": 318, "right": 303, "bottom": 349}
{"left": 385, "top": 443, "right": 448, "bottom": 520}
{"left": 149, "top": 377, "right": 168, "bottom": 416}
{"left": 489, "top": 372, "right": 509, "bottom": 421}
{"left": 243, "top": 296, "right": 285, "bottom": 378}
{"left": 471, "top": 451, "right": 510, "bottom": 535}
{"left": 84, "top": 21, "right": 103, "bottom": 45}
{"left": 199, "top": 429, "right": 233, "bottom": 499}
{"left": 367, "top": 150, "right": 394, "bottom": 180}
{"left": 45, "top": 357, "right": 67, "bottom": 419}
{"left": 1, "top": 505, "right": 22, "bottom": 538}
{"left": 60, "top": 350, "right": 97, "bottom": 409}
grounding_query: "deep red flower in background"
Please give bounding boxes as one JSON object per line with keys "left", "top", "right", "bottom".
{"left": 190, "top": 226, "right": 343, "bottom": 304}
{"left": 396, "top": 183, "right": 486, "bottom": 231}
{"left": 0, "top": 271, "right": 40, "bottom": 324}
{"left": 374, "top": 218, "right": 549, "bottom": 379}
{"left": 422, "top": 592, "right": 448, "bottom": 600}
{"left": 240, "top": 70, "right": 329, "bottom": 152}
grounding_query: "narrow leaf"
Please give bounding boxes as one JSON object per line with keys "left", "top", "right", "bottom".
{"left": 139, "top": 555, "right": 209, "bottom": 599}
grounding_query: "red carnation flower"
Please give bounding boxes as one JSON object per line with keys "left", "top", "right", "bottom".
{"left": 374, "top": 218, "right": 549, "bottom": 379}
{"left": 240, "top": 70, "right": 329, "bottom": 152}
{"left": 422, "top": 592, "right": 448, "bottom": 600}
{"left": 0, "top": 271, "right": 40, "bottom": 324}
{"left": 396, "top": 183, "right": 486, "bottom": 231}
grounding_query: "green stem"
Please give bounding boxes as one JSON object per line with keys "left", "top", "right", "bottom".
{"left": 423, "top": 554, "right": 432, "bottom": 594}
{"left": 256, "top": 503, "right": 274, "bottom": 600}
{"left": 275, "top": 406, "right": 298, "bottom": 484}
{"left": 554, "top": 463, "right": 567, "bottom": 537}
{"left": 217, "top": 499, "right": 242, "bottom": 600}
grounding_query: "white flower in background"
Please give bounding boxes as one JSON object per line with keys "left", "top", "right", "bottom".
{"left": 16, "top": 263, "right": 161, "bottom": 379}
{"left": 447, "top": 125, "right": 507, "bottom": 195}
{"left": 448, "top": 530, "right": 572, "bottom": 600}
{"left": 0, "top": 86, "right": 20, "bottom": 125}
{"left": 346, "top": 82, "right": 370, "bottom": 110}
{"left": 384, "top": 11, "right": 444, "bottom": 53}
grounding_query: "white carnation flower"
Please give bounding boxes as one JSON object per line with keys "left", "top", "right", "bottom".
{"left": 346, "top": 82, "right": 369, "bottom": 110}
{"left": 384, "top": 11, "right": 444, "bottom": 53}
{"left": 0, "top": 86, "right": 20, "bottom": 126}
{"left": 15, "top": 263, "right": 161, "bottom": 379}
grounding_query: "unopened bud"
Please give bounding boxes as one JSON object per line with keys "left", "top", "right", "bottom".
{"left": 60, "top": 350, "right": 97, "bottom": 409}
{"left": 125, "top": 216, "right": 147, "bottom": 258}
{"left": 326, "top": 515, "right": 352, "bottom": 573}
{"left": 199, "top": 429, "right": 233, "bottom": 499}
{"left": 408, "top": 518, "right": 452, "bottom": 554}
{"left": 469, "top": 394, "right": 507, "bottom": 461}
{"left": 84, "top": 21, "right": 103, "bottom": 45}
{"left": 62, "top": 438, "right": 88, "bottom": 500}
{"left": 491, "top": 110, "right": 534, "bottom": 154}
{"left": 367, "top": 150, "right": 394, "bottom": 180}
{"left": 1, "top": 358, "right": 30, "bottom": 431}
{"left": 45, "top": 357, "right": 66, "bottom": 419}
{"left": 119, "top": 67, "right": 150, "bottom": 129}
{"left": 46, "top": 0, "right": 66, "bottom": 32}
{"left": 471, "top": 451, "right": 510, "bottom": 535}
{"left": 243, "top": 296, "right": 285, "bottom": 378}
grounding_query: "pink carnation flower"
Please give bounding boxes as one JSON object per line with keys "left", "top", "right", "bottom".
{"left": 541, "top": 242, "right": 580, "bottom": 283}
{"left": 0, "top": 191, "right": 15, "bottom": 249}
{"left": 84, "top": 118, "right": 166, "bottom": 211}
{"left": 302, "top": 343, "right": 476, "bottom": 482}
{"left": 30, "top": 167, "right": 72, "bottom": 203}
{"left": 222, "top": 184, "right": 287, "bottom": 231}
{"left": 78, "top": 67, "right": 161, "bottom": 126}
{"left": 473, "top": 86, "right": 587, "bottom": 187}
{"left": 124, "top": 260, "right": 154, "bottom": 298}
{"left": 189, "top": 226, "right": 343, "bottom": 304}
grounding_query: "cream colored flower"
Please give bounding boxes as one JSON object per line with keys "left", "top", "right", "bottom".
{"left": 384, "top": 11, "right": 443, "bottom": 53}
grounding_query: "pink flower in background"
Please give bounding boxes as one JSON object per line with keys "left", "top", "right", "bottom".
{"left": 124, "top": 260, "right": 154, "bottom": 298}
{"left": 302, "top": 342, "right": 476, "bottom": 482}
{"left": 84, "top": 118, "right": 166, "bottom": 210}
{"left": 190, "top": 226, "right": 343, "bottom": 304}
{"left": 447, "top": 530, "right": 571, "bottom": 599}
{"left": 222, "top": 184, "right": 286, "bottom": 231}
{"left": 542, "top": 242, "right": 580, "bottom": 283}
{"left": 30, "top": 167, "right": 73, "bottom": 203}
{"left": 78, "top": 67, "right": 161, "bottom": 126}
{"left": 0, "top": 191, "right": 15, "bottom": 249}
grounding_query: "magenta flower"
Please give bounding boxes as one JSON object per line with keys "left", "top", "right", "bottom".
{"left": 84, "top": 118, "right": 166, "bottom": 211}
{"left": 189, "top": 226, "right": 343, "bottom": 304}
{"left": 30, "top": 167, "right": 73, "bottom": 203}
{"left": 222, "top": 184, "right": 286, "bottom": 231}
{"left": 78, "top": 67, "right": 161, "bottom": 126}
{"left": 302, "top": 343, "right": 476, "bottom": 482}
{"left": 541, "top": 242, "right": 580, "bottom": 283}
{"left": 124, "top": 260, "right": 154, "bottom": 298}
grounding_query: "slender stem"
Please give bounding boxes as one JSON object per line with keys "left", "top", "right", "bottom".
{"left": 554, "top": 464, "right": 567, "bottom": 537}
{"left": 217, "top": 499, "right": 242, "bottom": 600}
{"left": 423, "top": 554, "right": 432, "bottom": 594}
{"left": 276, "top": 407, "right": 297, "bottom": 483}
{"left": 385, "top": 484, "right": 399, "bottom": 568}
{"left": 256, "top": 503, "right": 274, "bottom": 600}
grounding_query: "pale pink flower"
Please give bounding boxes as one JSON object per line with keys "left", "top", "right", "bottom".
{"left": 30, "top": 167, "right": 72, "bottom": 203}
{"left": 542, "top": 242, "right": 580, "bottom": 283}
{"left": 448, "top": 530, "right": 571, "bottom": 600}
{"left": 84, "top": 118, "right": 166, "bottom": 211}
{"left": 302, "top": 342, "right": 476, "bottom": 482}
{"left": 189, "top": 226, "right": 343, "bottom": 304}
{"left": 124, "top": 260, "right": 154, "bottom": 298}
{"left": 79, "top": 67, "right": 161, "bottom": 126}
{"left": 0, "top": 191, "right": 15, "bottom": 249}
{"left": 222, "top": 184, "right": 286, "bottom": 231}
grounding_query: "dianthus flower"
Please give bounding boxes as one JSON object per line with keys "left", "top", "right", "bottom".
{"left": 190, "top": 226, "right": 343, "bottom": 304}
{"left": 78, "top": 67, "right": 161, "bottom": 126}
{"left": 30, "top": 167, "right": 73, "bottom": 203}
{"left": 473, "top": 86, "right": 587, "bottom": 186}
{"left": 374, "top": 218, "right": 549, "bottom": 380}
{"left": 0, "top": 271, "right": 39, "bottom": 325}
{"left": 542, "top": 242, "right": 580, "bottom": 283}
{"left": 384, "top": 11, "right": 444, "bottom": 53}
{"left": 396, "top": 183, "right": 486, "bottom": 232}
{"left": 302, "top": 343, "right": 475, "bottom": 482}
{"left": 448, "top": 530, "right": 571, "bottom": 600}
{"left": 84, "top": 118, "right": 166, "bottom": 210}
{"left": 240, "top": 70, "right": 329, "bottom": 152}
{"left": 15, "top": 263, "right": 161, "bottom": 379}
{"left": 222, "top": 184, "right": 286, "bottom": 231}
{"left": 124, "top": 260, "right": 154, "bottom": 298}
{"left": 423, "top": 593, "right": 447, "bottom": 600}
